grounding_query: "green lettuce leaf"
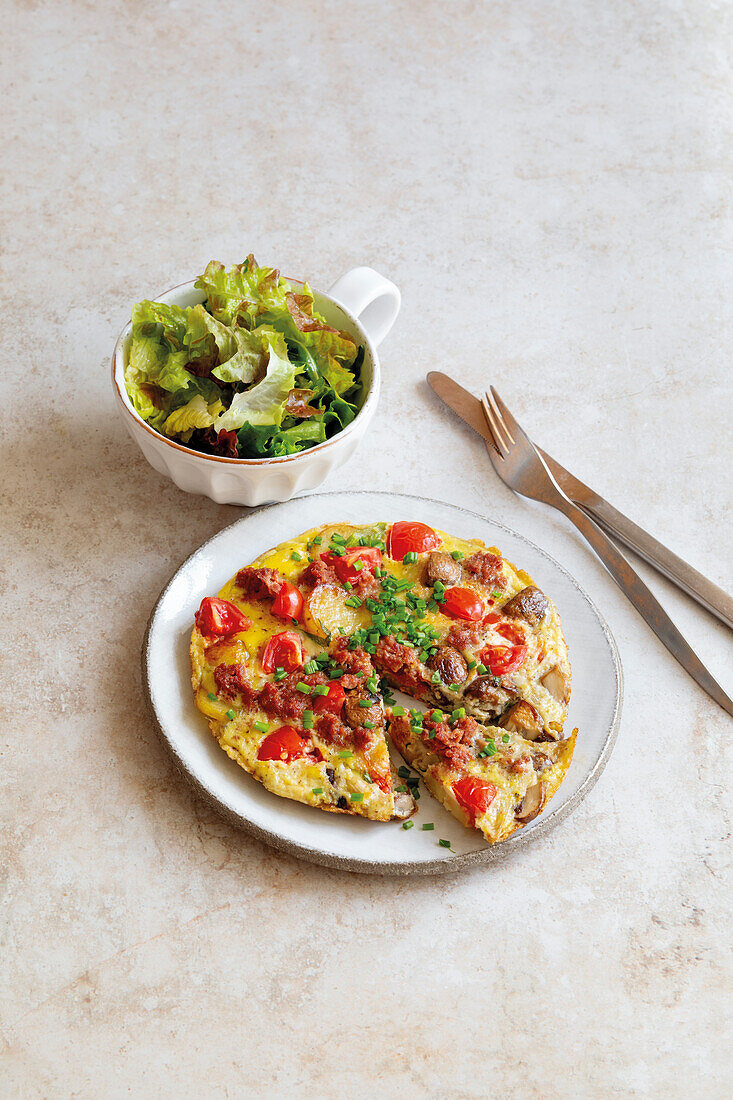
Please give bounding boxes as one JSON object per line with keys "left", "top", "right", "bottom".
{"left": 212, "top": 325, "right": 269, "bottom": 384}
{"left": 215, "top": 332, "right": 296, "bottom": 431}
{"left": 184, "top": 304, "right": 236, "bottom": 364}
{"left": 131, "top": 300, "right": 189, "bottom": 350}
{"left": 163, "top": 394, "right": 225, "bottom": 441}
{"left": 322, "top": 353, "right": 358, "bottom": 396}
{"left": 237, "top": 418, "right": 326, "bottom": 458}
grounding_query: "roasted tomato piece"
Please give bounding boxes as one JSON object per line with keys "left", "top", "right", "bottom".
{"left": 386, "top": 521, "right": 442, "bottom": 561}
{"left": 312, "top": 681, "right": 346, "bottom": 715}
{"left": 261, "top": 631, "right": 305, "bottom": 674}
{"left": 257, "top": 726, "right": 308, "bottom": 763}
{"left": 494, "top": 621, "right": 526, "bottom": 646}
{"left": 452, "top": 776, "right": 498, "bottom": 824}
{"left": 482, "top": 611, "right": 501, "bottom": 626}
{"left": 195, "top": 597, "right": 251, "bottom": 638}
{"left": 481, "top": 643, "right": 528, "bottom": 676}
{"left": 271, "top": 581, "right": 304, "bottom": 621}
{"left": 440, "top": 586, "right": 485, "bottom": 621}
{"left": 322, "top": 547, "right": 382, "bottom": 585}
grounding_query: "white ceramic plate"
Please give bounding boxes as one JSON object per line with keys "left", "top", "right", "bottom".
{"left": 143, "top": 491, "right": 623, "bottom": 875}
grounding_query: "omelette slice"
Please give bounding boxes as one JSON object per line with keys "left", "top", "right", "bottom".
{"left": 190, "top": 596, "right": 415, "bottom": 822}
{"left": 388, "top": 711, "right": 576, "bottom": 844}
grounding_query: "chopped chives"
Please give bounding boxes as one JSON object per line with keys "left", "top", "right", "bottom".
{"left": 226, "top": 709, "right": 236, "bottom": 721}
{"left": 448, "top": 683, "right": 461, "bottom": 692}
{"left": 467, "top": 660, "right": 477, "bottom": 670}
{"left": 207, "top": 692, "right": 217, "bottom": 701}
{"left": 363, "top": 720, "right": 376, "bottom": 729}
{"left": 398, "top": 766, "right": 412, "bottom": 778}
{"left": 350, "top": 792, "right": 364, "bottom": 802}
{"left": 502, "top": 733, "right": 510, "bottom": 743}
{"left": 338, "top": 750, "right": 353, "bottom": 759}
{"left": 402, "top": 820, "right": 414, "bottom": 830}
{"left": 364, "top": 773, "right": 373, "bottom": 783}
{"left": 451, "top": 550, "right": 464, "bottom": 560}
{"left": 352, "top": 560, "right": 363, "bottom": 572}
{"left": 313, "top": 684, "right": 329, "bottom": 696}
{"left": 328, "top": 668, "right": 344, "bottom": 679}
{"left": 358, "top": 699, "right": 371, "bottom": 708}
{"left": 253, "top": 720, "right": 268, "bottom": 732}
{"left": 396, "top": 784, "right": 408, "bottom": 793}
{"left": 295, "top": 683, "right": 312, "bottom": 695}
{"left": 477, "top": 663, "right": 488, "bottom": 675}
{"left": 274, "top": 670, "right": 287, "bottom": 682}
{"left": 312, "top": 787, "right": 323, "bottom": 795}
{"left": 345, "top": 595, "right": 362, "bottom": 608}
{"left": 403, "top": 551, "right": 418, "bottom": 564}
{"left": 422, "top": 823, "right": 434, "bottom": 831}
{"left": 431, "top": 672, "right": 441, "bottom": 684}
{"left": 303, "top": 660, "right": 318, "bottom": 674}
{"left": 290, "top": 551, "right": 302, "bottom": 561}
{"left": 302, "top": 710, "right": 314, "bottom": 729}
{"left": 392, "top": 706, "right": 405, "bottom": 717}
{"left": 312, "top": 535, "right": 322, "bottom": 545}
{"left": 438, "top": 839, "right": 451, "bottom": 849}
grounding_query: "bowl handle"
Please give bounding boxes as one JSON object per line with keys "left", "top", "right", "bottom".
{"left": 327, "top": 267, "right": 401, "bottom": 347}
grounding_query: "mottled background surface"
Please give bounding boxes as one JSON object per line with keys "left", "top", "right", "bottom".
{"left": 2, "top": 1, "right": 731, "bottom": 1096}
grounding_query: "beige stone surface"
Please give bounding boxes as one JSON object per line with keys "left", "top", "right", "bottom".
{"left": 2, "top": 1, "right": 731, "bottom": 1096}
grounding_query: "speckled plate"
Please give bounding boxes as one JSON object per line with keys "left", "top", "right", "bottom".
{"left": 142, "top": 491, "right": 623, "bottom": 875}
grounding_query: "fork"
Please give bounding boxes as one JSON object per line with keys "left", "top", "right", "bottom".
{"left": 481, "top": 387, "right": 733, "bottom": 718}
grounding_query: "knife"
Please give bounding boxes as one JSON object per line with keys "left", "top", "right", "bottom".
{"left": 427, "top": 371, "right": 733, "bottom": 632}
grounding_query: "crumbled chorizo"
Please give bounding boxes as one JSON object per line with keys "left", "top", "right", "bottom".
{"left": 235, "top": 566, "right": 284, "bottom": 601}
{"left": 464, "top": 551, "right": 506, "bottom": 589}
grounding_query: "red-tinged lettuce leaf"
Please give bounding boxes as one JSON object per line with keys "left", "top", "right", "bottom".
{"left": 195, "top": 255, "right": 288, "bottom": 327}
{"left": 199, "top": 427, "right": 240, "bottom": 458}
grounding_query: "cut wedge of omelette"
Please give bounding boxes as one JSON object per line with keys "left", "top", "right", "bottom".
{"left": 189, "top": 519, "right": 577, "bottom": 843}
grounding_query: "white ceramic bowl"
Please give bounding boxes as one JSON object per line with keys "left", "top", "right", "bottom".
{"left": 111, "top": 266, "right": 400, "bottom": 506}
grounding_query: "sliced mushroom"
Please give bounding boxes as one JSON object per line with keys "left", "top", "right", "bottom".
{"left": 344, "top": 692, "right": 384, "bottom": 730}
{"left": 427, "top": 645, "right": 468, "bottom": 685}
{"left": 393, "top": 789, "right": 417, "bottom": 819}
{"left": 502, "top": 586, "right": 549, "bottom": 626}
{"left": 425, "top": 551, "right": 462, "bottom": 586}
{"left": 515, "top": 782, "right": 546, "bottom": 823}
{"left": 499, "top": 700, "right": 544, "bottom": 740}
{"left": 541, "top": 665, "right": 570, "bottom": 704}
{"left": 464, "top": 676, "right": 512, "bottom": 707}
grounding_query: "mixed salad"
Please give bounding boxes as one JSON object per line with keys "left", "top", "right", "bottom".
{"left": 124, "top": 255, "right": 364, "bottom": 459}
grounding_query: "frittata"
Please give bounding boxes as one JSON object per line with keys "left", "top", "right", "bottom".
{"left": 190, "top": 519, "right": 576, "bottom": 843}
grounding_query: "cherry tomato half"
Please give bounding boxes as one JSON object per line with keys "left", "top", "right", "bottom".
{"left": 271, "top": 581, "right": 304, "bottom": 621}
{"left": 257, "top": 726, "right": 307, "bottom": 763}
{"left": 313, "top": 681, "right": 346, "bottom": 715}
{"left": 261, "top": 631, "right": 305, "bottom": 674}
{"left": 440, "top": 586, "right": 485, "bottom": 621}
{"left": 321, "top": 546, "right": 382, "bottom": 586}
{"left": 195, "top": 597, "right": 251, "bottom": 638}
{"left": 483, "top": 611, "right": 502, "bottom": 626}
{"left": 481, "top": 643, "right": 528, "bottom": 676}
{"left": 494, "top": 621, "right": 526, "bottom": 646}
{"left": 386, "top": 521, "right": 442, "bottom": 562}
{"left": 452, "top": 776, "right": 498, "bottom": 824}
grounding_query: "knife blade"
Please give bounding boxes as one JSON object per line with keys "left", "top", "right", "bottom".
{"left": 427, "top": 371, "right": 733, "bottom": 631}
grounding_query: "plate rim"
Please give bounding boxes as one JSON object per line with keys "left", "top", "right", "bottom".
{"left": 142, "top": 490, "right": 624, "bottom": 876}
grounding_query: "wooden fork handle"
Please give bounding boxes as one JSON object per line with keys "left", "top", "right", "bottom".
{"left": 538, "top": 447, "right": 733, "bottom": 631}
{"left": 554, "top": 493, "right": 733, "bottom": 718}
